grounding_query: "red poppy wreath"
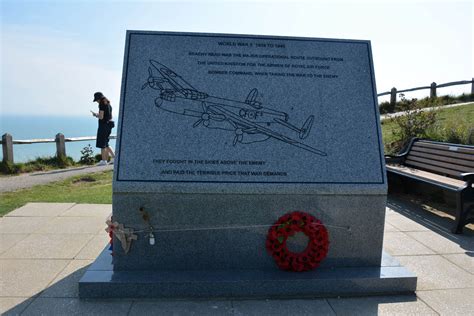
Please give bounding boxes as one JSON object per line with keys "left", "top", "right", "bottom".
{"left": 266, "top": 211, "right": 329, "bottom": 272}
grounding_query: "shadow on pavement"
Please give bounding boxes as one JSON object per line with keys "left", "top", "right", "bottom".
{"left": 387, "top": 194, "right": 474, "bottom": 256}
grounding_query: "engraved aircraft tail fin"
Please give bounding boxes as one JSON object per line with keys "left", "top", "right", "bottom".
{"left": 299, "top": 115, "right": 314, "bottom": 140}
{"left": 245, "top": 88, "right": 263, "bottom": 109}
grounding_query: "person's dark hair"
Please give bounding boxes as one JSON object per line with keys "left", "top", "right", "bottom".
{"left": 99, "top": 97, "right": 110, "bottom": 105}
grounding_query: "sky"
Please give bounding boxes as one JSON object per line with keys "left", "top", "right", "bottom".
{"left": 0, "top": 0, "right": 472, "bottom": 117}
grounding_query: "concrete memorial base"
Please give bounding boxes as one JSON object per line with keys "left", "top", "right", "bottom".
{"left": 79, "top": 249, "right": 416, "bottom": 298}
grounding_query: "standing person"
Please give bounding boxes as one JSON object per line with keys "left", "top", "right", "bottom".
{"left": 91, "top": 92, "right": 115, "bottom": 166}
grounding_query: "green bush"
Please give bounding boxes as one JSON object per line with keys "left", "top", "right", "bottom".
{"left": 379, "top": 101, "right": 395, "bottom": 114}
{"left": 457, "top": 93, "right": 474, "bottom": 103}
{"left": 388, "top": 94, "right": 437, "bottom": 152}
{"left": 426, "top": 117, "right": 474, "bottom": 145}
{"left": 0, "top": 155, "right": 75, "bottom": 175}
{"left": 0, "top": 161, "right": 20, "bottom": 174}
{"left": 79, "top": 144, "right": 96, "bottom": 165}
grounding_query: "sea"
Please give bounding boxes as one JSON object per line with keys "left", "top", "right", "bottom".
{"left": 0, "top": 115, "right": 117, "bottom": 163}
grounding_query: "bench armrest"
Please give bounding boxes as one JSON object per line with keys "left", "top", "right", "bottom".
{"left": 384, "top": 155, "right": 403, "bottom": 164}
{"left": 461, "top": 173, "right": 474, "bottom": 186}
{"left": 385, "top": 137, "right": 420, "bottom": 164}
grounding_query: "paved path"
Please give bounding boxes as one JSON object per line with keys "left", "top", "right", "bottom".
{"left": 1, "top": 196, "right": 473, "bottom": 315}
{"left": 380, "top": 101, "right": 473, "bottom": 121}
{"left": 0, "top": 164, "right": 113, "bottom": 193}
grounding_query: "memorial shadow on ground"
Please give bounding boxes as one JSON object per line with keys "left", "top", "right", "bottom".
{"left": 387, "top": 194, "right": 474, "bottom": 257}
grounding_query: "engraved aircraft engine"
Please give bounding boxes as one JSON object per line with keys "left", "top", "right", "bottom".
{"left": 232, "top": 127, "right": 269, "bottom": 146}
{"left": 193, "top": 102, "right": 226, "bottom": 128}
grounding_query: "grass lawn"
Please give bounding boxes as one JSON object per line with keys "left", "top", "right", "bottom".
{"left": 0, "top": 170, "right": 112, "bottom": 217}
{"left": 381, "top": 103, "right": 474, "bottom": 152}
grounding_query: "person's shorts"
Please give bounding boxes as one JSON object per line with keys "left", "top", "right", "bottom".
{"left": 96, "top": 123, "right": 112, "bottom": 148}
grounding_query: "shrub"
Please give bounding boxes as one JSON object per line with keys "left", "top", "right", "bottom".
{"left": 390, "top": 94, "right": 437, "bottom": 151}
{"left": 79, "top": 144, "right": 96, "bottom": 165}
{"left": 0, "top": 161, "right": 20, "bottom": 174}
{"left": 55, "top": 155, "right": 74, "bottom": 168}
{"left": 379, "top": 101, "right": 394, "bottom": 114}
{"left": 379, "top": 93, "right": 474, "bottom": 114}
{"left": 456, "top": 93, "right": 474, "bottom": 103}
{"left": 0, "top": 155, "right": 75, "bottom": 175}
{"left": 426, "top": 117, "right": 474, "bottom": 145}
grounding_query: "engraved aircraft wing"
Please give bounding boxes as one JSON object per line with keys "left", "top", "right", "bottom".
{"left": 149, "top": 60, "right": 199, "bottom": 93}
{"left": 209, "top": 105, "right": 327, "bottom": 156}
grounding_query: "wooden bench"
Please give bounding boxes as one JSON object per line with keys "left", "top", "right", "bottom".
{"left": 385, "top": 138, "right": 474, "bottom": 234}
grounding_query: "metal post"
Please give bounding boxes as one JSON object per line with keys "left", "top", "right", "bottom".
{"left": 55, "top": 133, "right": 66, "bottom": 157}
{"left": 2, "top": 133, "right": 14, "bottom": 163}
{"left": 430, "top": 82, "right": 437, "bottom": 98}
{"left": 390, "top": 87, "right": 397, "bottom": 105}
{"left": 471, "top": 78, "right": 473, "bottom": 95}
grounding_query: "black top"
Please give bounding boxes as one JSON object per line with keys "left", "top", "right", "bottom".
{"left": 99, "top": 103, "right": 112, "bottom": 124}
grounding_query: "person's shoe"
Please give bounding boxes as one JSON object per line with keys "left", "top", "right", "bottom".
{"left": 97, "top": 160, "right": 108, "bottom": 166}
{"left": 109, "top": 158, "right": 115, "bottom": 165}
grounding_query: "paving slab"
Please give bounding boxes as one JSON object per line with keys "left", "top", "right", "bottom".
{"left": 0, "top": 297, "right": 34, "bottom": 315}
{"left": 21, "top": 297, "right": 132, "bottom": 316}
{"left": 407, "top": 231, "right": 474, "bottom": 255}
{"left": 0, "top": 233, "right": 29, "bottom": 254}
{"left": 417, "top": 288, "right": 474, "bottom": 315}
{"left": 385, "top": 212, "right": 431, "bottom": 232}
{"left": 75, "top": 234, "right": 110, "bottom": 260}
{"left": 40, "top": 259, "right": 93, "bottom": 298}
{"left": 232, "top": 299, "right": 335, "bottom": 316}
{"left": 327, "top": 295, "right": 437, "bottom": 315}
{"left": 396, "top": 255, "right": 474, "bottom": 290}
{"left": 443, "top": 254, "right": 474, "bottom": 274}
{"left": 0, "top": 216, "right": 54, "bottom": 234}
{"left": 383, "top": 222, "right": 399, "bottom": 232}
{"left": 383, "top": 232, "right": 435, "bottom": 256}
{"left": 0, "top": 259, "right": 69, "bottom": 297}
{"left": 36, "top": 216, "right": 106, "bottom": 234}
{"left": 0, "top": 234, "right": 93, "bottom": 259}
{"left": 5, "top": 202, "right": 75, "bottom": 217}
{"left": 129, "top": 300, "right": 233, "bottom": 316}
{"left": 61, "top": 203, "right": 112, "bottom": 218}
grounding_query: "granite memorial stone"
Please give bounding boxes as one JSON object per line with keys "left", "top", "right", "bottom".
{"left": 79, "top": 31, "right": 416, "bottom": 298}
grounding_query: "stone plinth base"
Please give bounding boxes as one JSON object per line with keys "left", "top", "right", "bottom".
{"left": 79, "top": 247, "right": 416, "bottom": 299}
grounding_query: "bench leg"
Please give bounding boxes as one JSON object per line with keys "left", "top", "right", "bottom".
{"left": 452, "top": 190, "right": 470, "bottom": 234}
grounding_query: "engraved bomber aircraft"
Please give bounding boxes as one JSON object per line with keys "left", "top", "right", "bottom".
{"left": 141, "top": 60, "right": 327, "bottom": 156}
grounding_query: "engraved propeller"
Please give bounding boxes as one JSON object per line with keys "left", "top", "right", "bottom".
{"left": 141, "top": 67, "right": 167, "bottom": 90}
{"left": 233, "top": 128, "right": 244, "bottom": 145}
{"left": 193, "top": 103, "right": 226, "bottom": 127}
{"left": 228, "top": 121, "right": 257, "bottom": 146}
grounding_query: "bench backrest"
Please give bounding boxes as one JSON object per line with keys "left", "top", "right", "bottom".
{"left": 404, "top": 140, "right": 474, "bottom": 180}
